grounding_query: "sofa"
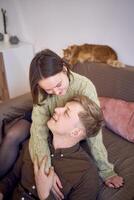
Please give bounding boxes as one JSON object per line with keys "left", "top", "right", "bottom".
{"left": 0, "top": 62, "right": 134, "bottom": 200}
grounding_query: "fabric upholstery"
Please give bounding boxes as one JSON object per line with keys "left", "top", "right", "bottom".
{"left": 72, "top": 62, "right": 134, "bottom": 200}
{"left": 99, "top": 97, "right": 134, "bottom": 143}
{"left": 73, "top": 62, "right": 134, "bottom": 101}
{"left": 1, "top": 62, "right": 134, "bottom": 200}
{"left": 98, "top": 127, "right": 134, "bottom": 200}
{"left": 0, "top": 93, "right": 32, "bottom": 142}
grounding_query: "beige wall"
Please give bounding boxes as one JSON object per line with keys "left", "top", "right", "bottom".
{"left": 0, "top": 0, "right": 134, "bottom": 66}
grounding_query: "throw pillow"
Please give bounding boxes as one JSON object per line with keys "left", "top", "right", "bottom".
{"left": 99, "top": 97, "right": 134, "bottom": 143}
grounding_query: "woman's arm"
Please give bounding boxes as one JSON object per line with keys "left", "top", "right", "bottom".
{"left": 29, "top": 102, "right": 51, "bottom": 172}
{"left": 82, "top": 79, "right": 117, "bottom": 180}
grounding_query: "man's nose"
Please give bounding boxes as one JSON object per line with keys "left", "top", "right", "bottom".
{"left": 55, "top": 107, "right": 65, "bottom": 114}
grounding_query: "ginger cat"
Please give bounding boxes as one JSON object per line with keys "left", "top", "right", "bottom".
{"left": 63, "top": 44, "right": 125, "bottom": 68}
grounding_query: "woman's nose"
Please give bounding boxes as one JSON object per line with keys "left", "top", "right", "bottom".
{"left": 53, "top": 88, "right": 60, "bottom": 95}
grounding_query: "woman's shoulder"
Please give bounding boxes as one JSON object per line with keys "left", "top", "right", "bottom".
{"left": 70, "top": 71, "right": 95, "bottom": 87}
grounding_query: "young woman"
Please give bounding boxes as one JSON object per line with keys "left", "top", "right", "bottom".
{"left": 29, "top": 50, "right": 122, "bottom": 187}
{"left": 0, "top": 49, "right": 123, "bottom": 194}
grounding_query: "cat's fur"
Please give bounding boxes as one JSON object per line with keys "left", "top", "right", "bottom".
{"left": 63, "top": 44, "right": 125, "bottom": 67}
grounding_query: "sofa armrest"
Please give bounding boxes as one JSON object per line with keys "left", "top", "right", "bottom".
{"left": 0, "top": 93, "right": 33, "bottom": 142}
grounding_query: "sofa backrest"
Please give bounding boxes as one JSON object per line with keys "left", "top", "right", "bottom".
{"left": 72, "top": 62, "right": 134, "bottom": 102}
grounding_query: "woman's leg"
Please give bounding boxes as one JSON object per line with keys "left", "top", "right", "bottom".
{"left": 0, "top": 119, "right": 31, "bottom": 178}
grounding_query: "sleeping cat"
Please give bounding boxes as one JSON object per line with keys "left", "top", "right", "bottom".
{"left": 63, "top": 44, "right": 125, "bottom": 67}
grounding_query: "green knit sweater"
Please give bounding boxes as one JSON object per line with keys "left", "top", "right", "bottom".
{"left": 29, "top": 71, "right": 117, "bottom": 180}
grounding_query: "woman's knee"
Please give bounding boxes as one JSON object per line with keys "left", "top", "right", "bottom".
{"left": 4, "top": 119, "right": 31, "bottom": 144}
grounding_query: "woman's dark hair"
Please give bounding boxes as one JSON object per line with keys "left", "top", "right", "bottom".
{"left": 29, "top": 49, "right": 71, "bottom": 104}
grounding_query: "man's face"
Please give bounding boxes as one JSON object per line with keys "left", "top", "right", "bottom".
{"left": 47, "top": 101, "right": 85, "bottom": 136}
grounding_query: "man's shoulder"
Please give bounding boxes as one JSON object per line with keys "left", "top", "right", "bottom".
{"left": 61, "top": 146, "right": 93, "bottom": 173}
{"left": 72, "top": 146, "right": 94, "bottom": 166}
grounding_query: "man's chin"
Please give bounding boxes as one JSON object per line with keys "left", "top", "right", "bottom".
{"left": 47, "top": 118, "right": 55, "bottom": 128}
{"left": 47, "top": 120, "right": 52, "bottom": 129}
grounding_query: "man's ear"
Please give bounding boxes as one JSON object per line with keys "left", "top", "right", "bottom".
{"left": 71, "top": 128, "right": 83, "bottom": 138}
{"left": 63, "top": 66, "right": 67, "bottom": 73}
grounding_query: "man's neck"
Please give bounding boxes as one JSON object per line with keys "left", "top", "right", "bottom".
{"left": 52, "top": 135, "right": 78, "bottom": 150}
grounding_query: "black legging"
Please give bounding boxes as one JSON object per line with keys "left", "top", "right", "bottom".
{"left": 0, "top": 119, "right": 31, "bottom": 179}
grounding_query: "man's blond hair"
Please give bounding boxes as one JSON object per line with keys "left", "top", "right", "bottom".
{"left": 70, "top": 95, "right": 103, "bottom": 138}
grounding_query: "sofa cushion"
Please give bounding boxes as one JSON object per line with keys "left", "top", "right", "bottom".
{"left": 99, "top": 97, "right": 134, "bottom": 143}
{"left": 0, "top": 93, "right": 32, "bottom": 142}
{"left": 98, "top": 127, "right": 134, "bottom": 200}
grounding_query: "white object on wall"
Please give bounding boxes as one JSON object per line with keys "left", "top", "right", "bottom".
{"left": 0, "top": 42, "right": 34, "bottom": 98}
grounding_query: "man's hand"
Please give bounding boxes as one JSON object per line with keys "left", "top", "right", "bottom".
{"left": 34, "top": 155, "right": 54, "bottom": 200}
{"left": 52, "top": 172, "right": 64, "bottom": 200}
{"left": 105, "top": 175, "right": 124, "bottom": 188}
{"left": 52, "top": 173, "right": 64, "bottom": 200}
{"left": 0, "top": 193, "right": 3, "bottom": 200}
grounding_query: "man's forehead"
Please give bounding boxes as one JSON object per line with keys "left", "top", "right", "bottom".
{"left": 65, "top": 101, "right": 83, "bottom": 112}
{"left": 65, "top": 101, "right": 75, "bottom": 107}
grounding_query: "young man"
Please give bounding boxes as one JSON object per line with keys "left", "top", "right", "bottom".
{"left": 34, "top": 95, "right": 104, "bottom": 200}
{"left": 0, "top": 95, "right": 123, "bottom": 200}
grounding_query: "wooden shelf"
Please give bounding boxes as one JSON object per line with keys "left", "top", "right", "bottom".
{"left": 0, "top": 52, "right": 9, "bottom": 101}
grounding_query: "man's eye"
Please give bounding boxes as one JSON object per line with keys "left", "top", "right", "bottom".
{"left": 57, "top": 82, "right": 62, "bottom": 88}
{"left": 65, "top": 110, "right": 69, "bottom": 117}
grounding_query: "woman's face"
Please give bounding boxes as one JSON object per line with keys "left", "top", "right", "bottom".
{"left": 38, "top": 70, "right": 69, "bottom": 96}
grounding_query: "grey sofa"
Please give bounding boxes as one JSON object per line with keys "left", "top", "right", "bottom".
{"left": 0, "top": 62, "right": 134, "bottom": 200}
{"left": 73, "top": 62, "right": 134, "bottom": 200}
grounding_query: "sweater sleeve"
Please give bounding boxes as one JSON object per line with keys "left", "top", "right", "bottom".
{"left": 29, "top": 101, "right": 51, "bottom": 171}
{"left": 82, "top": 80, "right": 117, "bottom": 180}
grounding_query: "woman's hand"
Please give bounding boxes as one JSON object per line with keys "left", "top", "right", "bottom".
{"left": 34, "top": 155, "right": 54, "bottom": 200}
{"left": 51, "top": 172, "right": 64, "bottom": 200}
{"left": 105, "top": 175, "right": 124, "bottom": 188}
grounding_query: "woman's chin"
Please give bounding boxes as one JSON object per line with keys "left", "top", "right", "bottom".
{"left": 59, "top": 89, "right": 68, "bottom": 96}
